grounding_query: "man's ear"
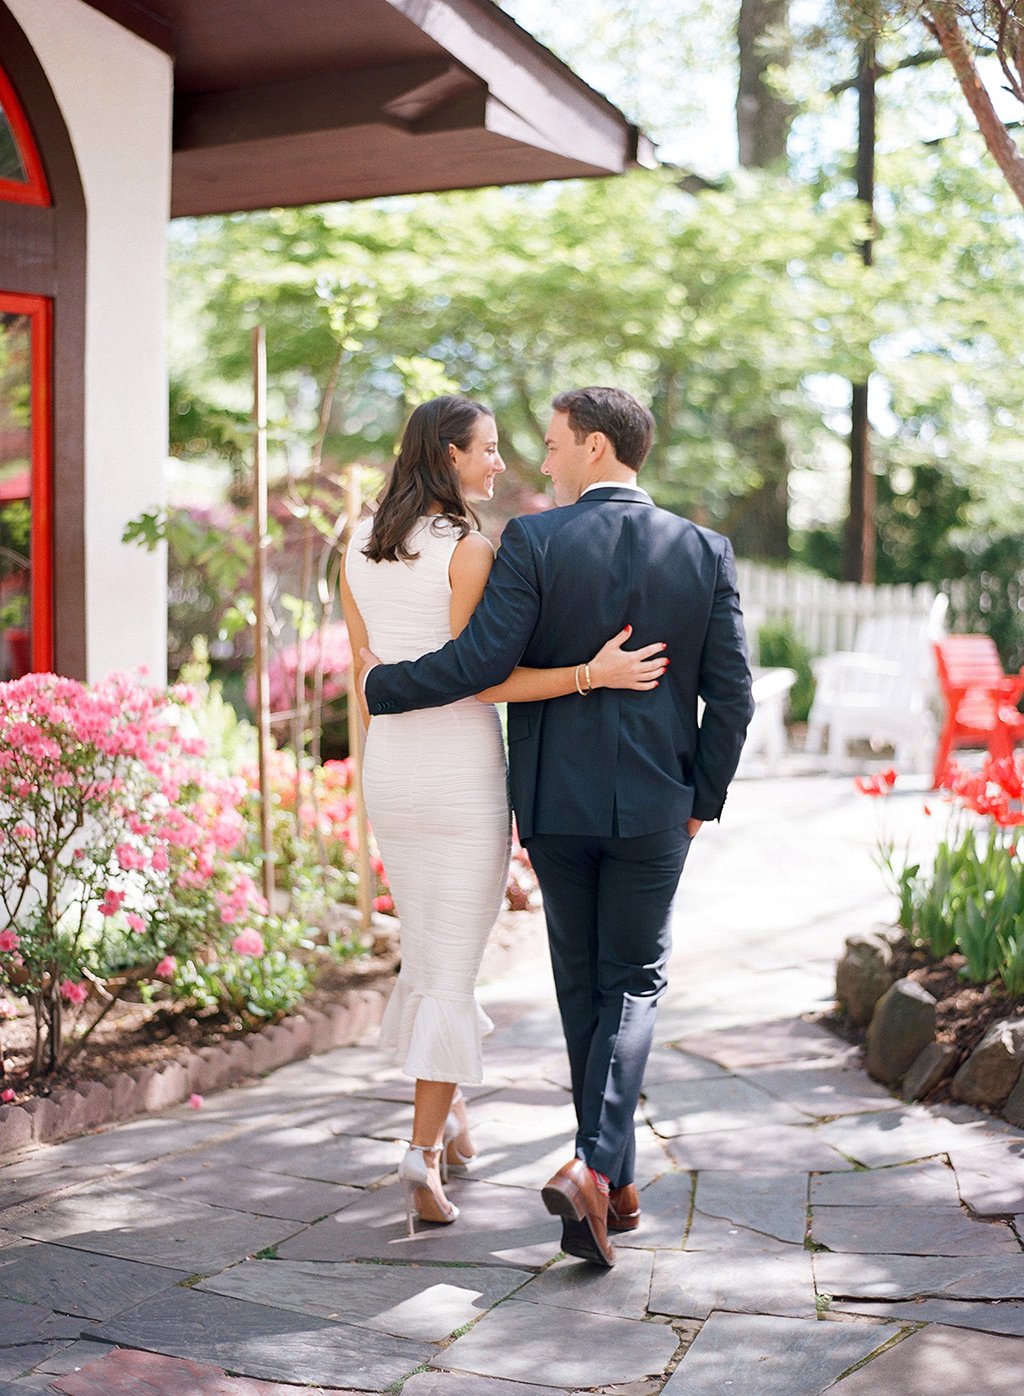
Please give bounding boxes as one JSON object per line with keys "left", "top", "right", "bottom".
{"left": 587, "top": 431, "right": 609, "bottom": 462}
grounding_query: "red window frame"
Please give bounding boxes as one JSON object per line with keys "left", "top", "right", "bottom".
{"left": 0, "top": 290, "right": 53, "bottom": 672}
{"left": 0, "top": 64, "right": 50, "bottom": 206}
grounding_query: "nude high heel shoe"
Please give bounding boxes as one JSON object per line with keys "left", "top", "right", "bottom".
{"left": 398, "top": 1144, "right": 459, "bottom": 1237}
{"left": 443, "top": 1088, "right": 477, "bottom": 1173}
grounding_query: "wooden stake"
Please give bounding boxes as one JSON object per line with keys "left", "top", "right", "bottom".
{"left": 344, "top": 465, "right": 373, "bottom": 933}
{"left": 251, "top": 326, "right": 275, "bottom": 903}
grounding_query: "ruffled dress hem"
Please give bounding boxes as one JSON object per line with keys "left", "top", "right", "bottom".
{"left": 379, "top": 974, "right": 494, "bottom": 1084}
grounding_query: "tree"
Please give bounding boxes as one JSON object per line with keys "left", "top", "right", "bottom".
{"left": 731, "top": 0, "right": 797, "bottom": 561}
{"left": 836, "top": 1, "right": 1024, "bottom": 207}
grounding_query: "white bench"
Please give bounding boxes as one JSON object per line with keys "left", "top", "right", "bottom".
{"left": 737, "top": 665, "right": 797, "bottom": 775}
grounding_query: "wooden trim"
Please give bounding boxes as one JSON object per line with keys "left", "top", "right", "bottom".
{"left": 174, "top": 59, "right": 471, "bottom": 151}
{"left": 76, "top": 0, "right": 174, "bottom": 56}
{"left": 383, "top": 0, "right": 636, "bottom": 171}
{"left": 30, "top": 293, "right": 52, "bottom": 668}
{"left": 0, "top": 201, "right": 56, "bottom": 289}
{"left": 0, "top": 63, "right": 50, "bottom": 205}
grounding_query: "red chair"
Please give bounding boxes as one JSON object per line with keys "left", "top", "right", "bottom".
{"left": 932, "top": 635, "right": 1024, "bottom": 787}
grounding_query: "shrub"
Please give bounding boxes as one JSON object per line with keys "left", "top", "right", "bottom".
{"left": 240, "top": 747, "right": 391, "bottom": 918}
{"left": 244, "top": 621, "right": 353, "bottom": 757}
{"left": 756, "top": 621, "right": 815, "bottom": 723}
{"left": 0, "top": 671, "right": 297, "bottom": 1077}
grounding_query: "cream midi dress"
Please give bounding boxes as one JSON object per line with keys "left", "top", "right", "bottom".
{"left": 345, "top": 514, "right": 511, "bottom": 1083}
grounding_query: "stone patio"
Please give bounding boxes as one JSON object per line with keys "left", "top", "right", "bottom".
{"left": 0, "top": 772, "right": 1021, "bottom": 1393}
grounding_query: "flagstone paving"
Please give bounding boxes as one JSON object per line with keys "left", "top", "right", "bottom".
{"left": 0, "top": 772, "right": 1021, "bottom": 1392}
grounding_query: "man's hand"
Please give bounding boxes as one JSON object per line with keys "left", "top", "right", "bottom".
{"left": 359, "top": 647, "right": 381, "bottom": 703}
{"left": 686, "top": 818, "right": 703, "bottom": 838}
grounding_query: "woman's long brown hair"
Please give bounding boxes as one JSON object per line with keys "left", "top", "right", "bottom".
{"left": 364, "top": 396, "right": 490, "bottom": 562}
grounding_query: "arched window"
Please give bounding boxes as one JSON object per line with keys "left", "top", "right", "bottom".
{"left": 0, "top": 63, "right": 49, "bottom": 206}
{"left": 0, "top": 3, "right": 85, "bottom": 679}
{"left": 0, "top": 65, "right": 51, "bottom": 677}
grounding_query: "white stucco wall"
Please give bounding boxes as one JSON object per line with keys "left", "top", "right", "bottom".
{"left": 7, "top": 0, "right": 171, "bottom": 683}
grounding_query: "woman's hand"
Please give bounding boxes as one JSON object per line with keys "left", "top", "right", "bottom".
{"left": 588, "top": 626, "right": 668, "bottom": 691}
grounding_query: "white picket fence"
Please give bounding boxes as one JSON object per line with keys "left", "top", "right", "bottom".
{"left": 736, "top": 560, "right": 967, "bottom": 659}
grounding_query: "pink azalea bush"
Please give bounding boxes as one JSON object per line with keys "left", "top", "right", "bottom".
{"left": 245, "top": 621, "right": 352, "bottom": 725}
{"left": 239, "top": 749, "right": 393, "bottom": 911}
{"left": 0, "top": 671, "right": 305, "bottom": 1078}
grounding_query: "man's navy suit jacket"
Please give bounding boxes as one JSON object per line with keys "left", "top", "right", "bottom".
{"left": 363, "top": 485, "right": 754, "bottom": 840}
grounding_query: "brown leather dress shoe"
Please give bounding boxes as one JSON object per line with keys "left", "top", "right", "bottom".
{"left": 607, "top": 1182, "right": 640, "bottom": 1232}
{"left": 541, "top": 1158, "right": 616, "bottom": 1268}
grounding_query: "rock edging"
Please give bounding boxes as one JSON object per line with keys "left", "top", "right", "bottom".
{"left": 0, "top": 985, "right": 388, "bottom": 1159}
{"left": 836, "top": 929, "right": 1024, "bottom": 1127}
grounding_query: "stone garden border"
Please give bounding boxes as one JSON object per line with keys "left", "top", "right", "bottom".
{"left": 0, "top": 985, "right": 388, "bottom": 1158}
{"left": 836, "top": 926, "right": 1024, "bottom": 1129}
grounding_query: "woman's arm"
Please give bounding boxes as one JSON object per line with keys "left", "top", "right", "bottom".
{"left": 340, "top": 553, "right": 372, "bottom": 730}
{"left": 448, "top": 533, "right": 668, "bottom": 703}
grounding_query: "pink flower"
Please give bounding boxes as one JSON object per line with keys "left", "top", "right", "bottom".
{"left": 59, "top": 979, "right": 88, "bottom": 1005}
{"left": 0, "top": 997, "right": 16, "bottom": 1019}
{"left": 98, "top": 888, "right": 126, "bottom": 917}
{"left": 231, "top": 929, "right": 265, "bottom": 957}
{"left": 116, "top": 843, "right": 147, "bottom": 871}
{"left": 0, "top": 929, "right": 20, "bottom": 953}
{"left": 373, "top": 894, "right": 395, "bottom": 914}
{"left": 154, "top": 955, "right": 176, "bottom": 979}
{"left": 0, "top": 1088, "right": 15, "bottom": 1103}
{"left": 188, "top": 1093, "right": 204, "bottom": 1109}
{"left": 125, "top": 913, "right": 146, "bottom": 933}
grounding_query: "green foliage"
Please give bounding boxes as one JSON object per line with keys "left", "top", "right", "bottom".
{"left": 172, "top": 942, "right": 310, "bottom": 1021}
{"left": 875, "top": 755, "right": 1024, "bottom": 993}
{"left": 755, "top": 620, "right": 816, "bottom": 721}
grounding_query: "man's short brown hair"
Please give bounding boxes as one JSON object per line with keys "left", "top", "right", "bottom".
{"left": 551, "top": 387, "right": 655, "bottom": 471}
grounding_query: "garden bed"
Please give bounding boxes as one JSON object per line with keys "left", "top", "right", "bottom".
{"left": 0, "top": 928, "right": 399, "bottom": 1109}
{"left": 823, "top": 930, "right": 1024, "bottom": 1107}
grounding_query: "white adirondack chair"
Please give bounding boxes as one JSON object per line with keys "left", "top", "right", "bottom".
{"left": 804, "top": 595, "right": 947, "bottom": 773}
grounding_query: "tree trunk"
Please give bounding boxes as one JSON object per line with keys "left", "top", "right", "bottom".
{"left": 923, "top": 2, "right": 1024, "bottom": 211}
{"left": 737, "top": 0, "right": 793, "bottom": 165}
{"left": 731, "top": 0, "right": 794, "bottom": 559}
{"left": 845, "top": 38, "right": 877, "bottom": 583}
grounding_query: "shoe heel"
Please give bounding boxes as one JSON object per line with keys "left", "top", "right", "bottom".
{"left": 398, "top": 1144, "right": 459, "bottom": 1232}
{"left": 400, "top": 1175, "right": 418, "bottom": 1237}
{"left": 541, "top": 1178, "right": 581, "bottom": 1221}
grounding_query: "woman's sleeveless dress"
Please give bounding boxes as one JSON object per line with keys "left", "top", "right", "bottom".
{"left": 345, "top": 514, "right": 511, "bottom": 1084}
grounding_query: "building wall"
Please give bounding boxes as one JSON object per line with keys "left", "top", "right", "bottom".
{"left": 6, "top": 0, "right": 171, "bottom": 682}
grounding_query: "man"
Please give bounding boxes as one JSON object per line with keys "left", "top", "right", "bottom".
{"left": 364, "top": 387, "right": 753, "bottom": 1267}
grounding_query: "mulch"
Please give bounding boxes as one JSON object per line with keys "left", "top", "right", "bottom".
{"left": 0, "top": 939, "right": 399, "bottom": 1107}
{"left": 824, "top": 932, "right": 1024, "bottom": 1106}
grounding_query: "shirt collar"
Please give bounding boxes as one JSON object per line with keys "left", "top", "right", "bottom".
{"left": 581, "top": 479, "right": 641, "bottom": 496}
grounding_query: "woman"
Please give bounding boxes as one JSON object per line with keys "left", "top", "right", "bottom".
{"left": 341, "top": 396, "right": 667, "bottom": 1235}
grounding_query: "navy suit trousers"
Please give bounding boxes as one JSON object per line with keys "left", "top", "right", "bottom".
{"left": 524, "top": 827, "right": 692, "bottom": 1187}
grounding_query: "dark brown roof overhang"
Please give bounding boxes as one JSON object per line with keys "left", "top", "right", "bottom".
{"left": 81, "top": 0, "right": 655, "bottom": 217}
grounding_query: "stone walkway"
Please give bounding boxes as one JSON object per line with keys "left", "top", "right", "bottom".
{"left": 1, "top": 772, "right": 1022, "bottom": 1394}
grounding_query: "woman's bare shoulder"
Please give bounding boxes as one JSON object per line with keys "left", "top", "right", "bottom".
{"left": 452, "top": 530, "right": 495, "bottom": 560}
{"left": 449, "top": 530, "right": 495, "bottom": 591}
